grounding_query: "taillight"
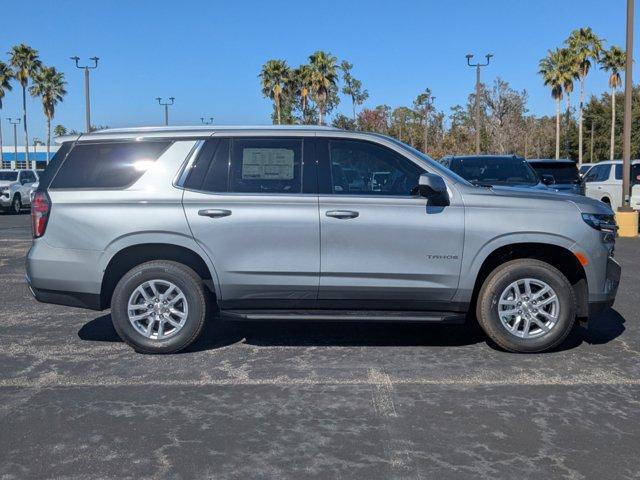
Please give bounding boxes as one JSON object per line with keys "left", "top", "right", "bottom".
{"left": 31, "top": 191, "right": 50, "bottom": 238}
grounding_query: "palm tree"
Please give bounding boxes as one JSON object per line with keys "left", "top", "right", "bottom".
{"left": 566, "top": 28, "right": 604, "bottom": 165}
{"left": 29, "top": 66, "right": 66, "bottom": 162}
{"left": 600, "top": 46, "right": 625, "bottom": 160}
{"left": 293, "top": 64, "right": 314, "bottom": 124}
{"left": 539, "top": 49, "right": 565, "bottom": 159}
{"left": 557, "top": 48, "right": 578, "bottom": 157}
{"left": 9, "top": 44, "right": 42, "bottom": 168}
{"left": 0, "top": 62, "right": 14, "bottom": 165}
{"left": 259, "top": 59, "right": 290, "bottom": 125}
{"left": 309, "top": 51, "right": 338, "bottom": 125}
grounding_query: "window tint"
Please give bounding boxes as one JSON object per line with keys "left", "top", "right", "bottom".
{"left": 328, "top": 140, "right": 423, "bottom": 195}
{"left": 36, "top": 142, "right": 73, "bottom": 190}
{"left": 584, "top": 164, "right": 611, "bottom": 183}
{"left": 614, "top": 163, "right": 640, "bottom": 184}
{"left": 229, "top": 138, "right": 302, "bottom": 194}
{"left": 529, "top": 163, "right": 579, "bottom": 183}
{"left": 183, "top": 138, "right": 230, "bottom": 192}
{"left": 22, "top": 171, "right": 37, "bottom": 183}
{"left": 51, "top": 141, "right": 171, "bottom": 189}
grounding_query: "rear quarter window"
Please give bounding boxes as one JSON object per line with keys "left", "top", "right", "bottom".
{"left": 50, "top": 141, "right": 172, "bottom": 189}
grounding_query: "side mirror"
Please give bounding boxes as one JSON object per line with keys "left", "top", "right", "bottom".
{"left": 418, "top": 173, "right": 450, "bottom": 206}
{"left": 541, "top": 174, "right": 555, "bottom": 185}
{"left": 21, "top": 178, "right": 29, "bottom": 185}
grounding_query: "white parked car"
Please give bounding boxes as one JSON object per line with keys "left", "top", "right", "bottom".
{"left": 0, "top": 169, "right": 39, "bottom": 214}
{"left": 582, "top": 160, "right": 640, "bottom": 211}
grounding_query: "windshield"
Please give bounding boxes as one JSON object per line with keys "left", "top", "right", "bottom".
{"left": 449, "top": 157, "right": 539, "bottom": 186}
{"left": 530, "top": 163, "right": 580, "bottom": 183}
{"left": 385, "top": 138, "right": 471, "bottom": 185}
{"left": 0, "top": 172, "right": 18, "bottom": 181}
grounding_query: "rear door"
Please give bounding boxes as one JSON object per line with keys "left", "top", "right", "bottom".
{"left": 181, "top": 136, "right": 320, "bottom": 309}
{"left": 316, "top": 138, "right": 464, "bottom": 310}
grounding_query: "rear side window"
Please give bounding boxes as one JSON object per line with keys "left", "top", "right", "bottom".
{"left": 50, "top": 141, "right": 171, "bottom": 189}
{"left": 615, "top": 163, "right": 640, "bottom": 184}
{"left": 35, "top": 142, "right": 73, "bottom": 190}
{"left": 183, "top": 138, "right": 230, "bottom": 192}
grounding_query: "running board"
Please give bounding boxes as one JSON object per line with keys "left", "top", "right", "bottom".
{"left": 221, "top": 309, "right": 466, "bottom": 323}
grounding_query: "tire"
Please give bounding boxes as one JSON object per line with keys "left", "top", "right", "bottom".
{"left": 476, "top": 259, "right": 576, "bottom": 353}
{"left": 111, "top": 260, "right": 209, "bottom": 354}
{"left": 11, "top": 195, "right": 21, "bottom": 215}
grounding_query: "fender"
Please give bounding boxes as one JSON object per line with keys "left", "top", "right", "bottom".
{"left": 453, "top": 231, "right": 577, "bottom": 303}
{"left": 98, "top": 231, "right": 223, "bottom": 301}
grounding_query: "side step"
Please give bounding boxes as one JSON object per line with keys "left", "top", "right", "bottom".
{"left": 221, "top": 309, "right": 466, "bottom": 323}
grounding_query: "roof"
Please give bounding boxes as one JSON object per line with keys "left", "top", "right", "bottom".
{"left": 584, "top": 159, "right": 640, "bottom": 165}
{"left": 55, "top": 125, "right": 343, "bottom": 144}
{"left": 527, "top": 159, "right": 576, "bottom": 164}
{"left": 441, "top": 154, "right": 524, "bottom": 160}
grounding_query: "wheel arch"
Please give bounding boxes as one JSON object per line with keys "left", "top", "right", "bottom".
{"left": 466, "top": 242, "right": 588, "bottom": 319}
{"left": 100, "top": 243, "right": 218, "bottom": 309}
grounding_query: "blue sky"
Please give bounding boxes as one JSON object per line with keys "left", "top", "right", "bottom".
{"left": 0, "top": 0, "right": 637, "bottom": 144}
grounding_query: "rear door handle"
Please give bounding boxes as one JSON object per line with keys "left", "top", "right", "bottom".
{"left": 326, "top": 210, "right": 359, "bottom": 219}
{"left": 198, "top": 209, "right": 232, "bottom": 218}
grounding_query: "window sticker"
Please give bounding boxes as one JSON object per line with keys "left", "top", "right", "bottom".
{"left": 242, "top": 148, "right": 294, "bottom": 180}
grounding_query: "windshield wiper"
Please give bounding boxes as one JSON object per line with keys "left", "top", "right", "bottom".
{"left": 470, "top": 181, "right": 494, "bottom": 188}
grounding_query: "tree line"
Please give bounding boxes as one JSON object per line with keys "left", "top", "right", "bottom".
{"left": 0, "top": 44, "right": 66, "bottom": 162}
{"left": 260, "top": 28, "right": 633, "bottom": 163}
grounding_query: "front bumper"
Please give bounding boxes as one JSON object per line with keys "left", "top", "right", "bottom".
{"left": 0, "top": 195, "right": 11, "bottom": 209}
{"left": 588, "top": 256, "right": 621, "bottom": 318}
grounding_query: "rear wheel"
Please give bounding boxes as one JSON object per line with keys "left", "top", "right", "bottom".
{"left": 476, "top": 259, "right": 576, "bottom": 353}
{"left": 111, "top": 260, "right": 208, "bottom": 354}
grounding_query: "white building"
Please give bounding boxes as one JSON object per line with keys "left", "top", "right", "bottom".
{"left": 1, "top": 145, "right": 60, "bottom": 170}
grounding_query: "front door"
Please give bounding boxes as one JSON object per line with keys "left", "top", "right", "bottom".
{"left": 316, "top": 138, "right": 465, "bottom": 311}
{"left": 182, "top": 137, "right": 320, "bottom": 309}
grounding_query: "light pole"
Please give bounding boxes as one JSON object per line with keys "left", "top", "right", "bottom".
{"left": 7, "top": 117, "right": 20, "bottom": 170}
{"left": 617, "top": 0, "right": 638, "bottom": 236}
{"left": 200, "top": 117, "right": 214, "bottom": 125}
{"left": 71, "top": 56, "right": 99, "bottom": 133}
{"left": 157, "top": 97, "right": 175, "bottom": 126}
{"left": 466, "top": 53, "right": 493, "bottom": 154}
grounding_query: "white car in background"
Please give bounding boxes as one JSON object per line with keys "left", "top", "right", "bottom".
{"left": 0, "top": 169, "right": 39, "bottom": 214}
{"left": 582, "top": 160, "right": 640, "bottom": 211}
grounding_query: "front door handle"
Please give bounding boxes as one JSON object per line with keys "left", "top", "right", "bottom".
{"left": 198, "top": 209, "right": 232, "bottom": 218}
{"left": 326, "top": 210, "right": 359, "bottom": 219}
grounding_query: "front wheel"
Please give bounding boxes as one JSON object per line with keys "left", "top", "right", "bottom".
{"left": 476, "top": 259, "right": 576, "bottom": 353}
{"left": 11, "top": 195, "right": 22, "bottom": 214}
{"left": 111, "top": 260, "right": 209, "bottom": 354}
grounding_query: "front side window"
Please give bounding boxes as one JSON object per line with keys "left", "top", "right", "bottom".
{"left": 229, "top": 138, "right": 302, "bottom": 194}
{"left": 51, "top": 141, "right": 171, "bottom": 189}
{"left": 584, "top": 164, "right": 611, "bottom": 183}
{"left": 328, "top": 140, "right": 423, "bottom": 195}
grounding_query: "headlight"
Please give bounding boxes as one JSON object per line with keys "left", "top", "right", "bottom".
{"left": 582, "top": 213, "right": 617, "bottom": 232}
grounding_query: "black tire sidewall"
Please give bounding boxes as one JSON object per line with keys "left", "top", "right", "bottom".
{"left": 478, "top": 260, "right": 576, "bottom": 353}
{"left": 12, "top": 196, "right": 21, "bottom": 214}
{"left": 111, "top": 262, "right": 207, "bottom": 354}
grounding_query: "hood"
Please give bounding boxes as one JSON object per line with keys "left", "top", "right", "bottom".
{"left": 470, "top": 184, "right": 613, "bottom": 215}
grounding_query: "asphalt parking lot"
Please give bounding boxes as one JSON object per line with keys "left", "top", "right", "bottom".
{"left": 0, "top": 213, "right": 638, "bottom": 479}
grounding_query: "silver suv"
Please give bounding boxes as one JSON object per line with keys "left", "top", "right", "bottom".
{"left": 0, "top": 169, "right": 39, "bottom": 214}
{"left": 26, "top": 126, "right": 620, "bottom": 354}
